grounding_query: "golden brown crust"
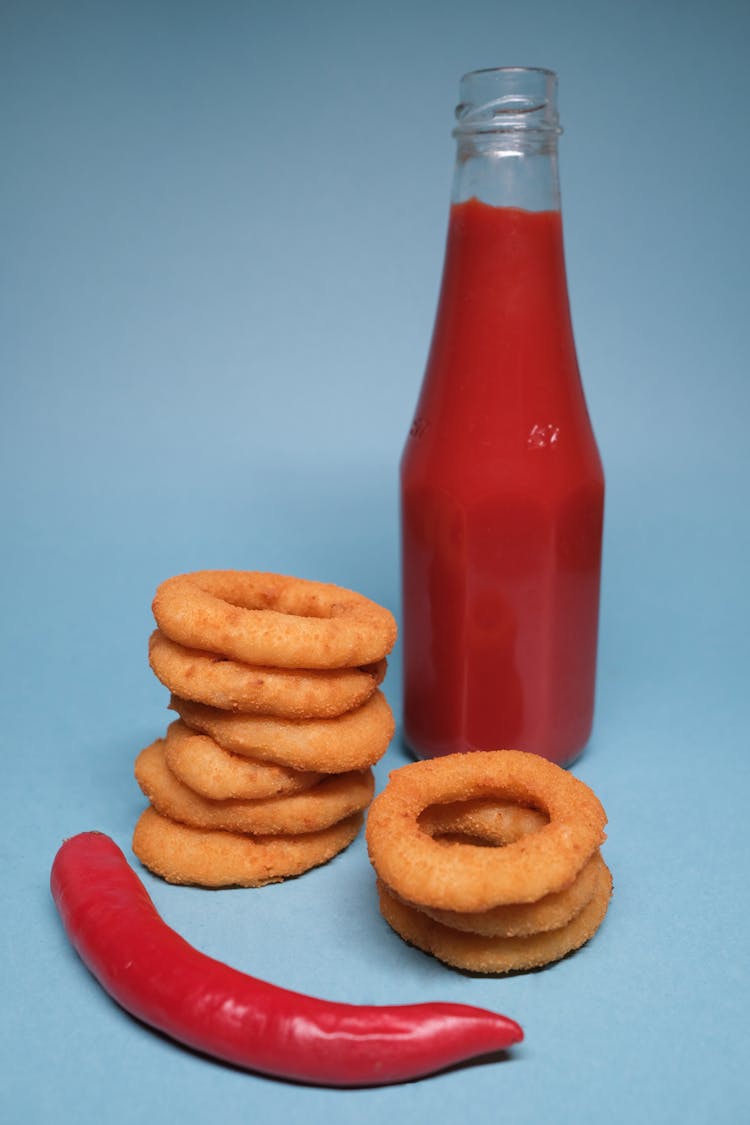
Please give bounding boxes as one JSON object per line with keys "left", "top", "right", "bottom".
{"left": 135, "top": 739, "right": 374, "bottom": 835}
{"left": 132, "top": 806, "right": 363, "bottom": 887}
{"left": 163, "top": 720, "right": 323, "bottom": 800}
{"left": 152, "top": 570, "right": 397, "bottom": 669}
{"left": 377, "top": 860, "right": 613, "bottom": 973}
{"left": 170, "top": 689, "right": 395, "bottom": 772}
{"left": 148, "top": 629, "right": 386, "bottom": 718}
{"left": 366, "top": 751, "right": 607, "bottom": 912}
{"left": 407, "top": 851, "right": 605, "bottom": 937}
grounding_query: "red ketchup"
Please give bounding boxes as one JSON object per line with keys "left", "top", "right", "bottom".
{"left": 400, "top": 69, "right": 604, "bottom": 767}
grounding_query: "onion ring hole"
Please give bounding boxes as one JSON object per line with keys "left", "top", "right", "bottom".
{"left": 418, "top": 797, "right": 550, "bottom": 849}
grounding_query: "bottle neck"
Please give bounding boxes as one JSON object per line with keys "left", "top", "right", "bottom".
{"left": 451, "top": 67, "right": 562, "bottom": 212}
{"left": 451, "top": 135, "right": 561, "bottom": 211}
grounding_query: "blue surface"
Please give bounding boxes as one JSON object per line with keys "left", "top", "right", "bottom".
{"left": 3, "top": 1, "right": 749, "bottom": 1122}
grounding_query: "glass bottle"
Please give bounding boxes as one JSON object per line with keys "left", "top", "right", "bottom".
{"left": 400, "top": 67, "right": 604, "bottom": 766}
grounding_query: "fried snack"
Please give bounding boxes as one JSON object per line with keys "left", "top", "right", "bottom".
{"left": 133, "top": 807, "right": 363, "bottom": 888}
{"left": 163, "top": 720, "right": 323, "bottom": 801}
{"left": 149, "top": 630, "right": 386, "bottom": 718}
{"left": 366, "top": 751, "right": 607, "bottom": 913}
{"left": 135, "top": 740, "right": 374, "bottom": 835}
{"left": 153, "top": 570, "right": 397, "bottom": 670}
{"left": 376, "top": 861, "right": 613, "bottom": 973}
{"left": 170, "top": 689, "right": 395, "bottom": 773}
{"left": 409, "top": 852, "right": 605, "bottom": 938}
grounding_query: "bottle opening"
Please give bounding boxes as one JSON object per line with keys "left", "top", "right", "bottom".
{"left": 454, "top": 67, "right": 561, "bottom": 136}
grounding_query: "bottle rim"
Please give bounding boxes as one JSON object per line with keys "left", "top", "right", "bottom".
{"left": 454, "top": 66, "right": 561, "bottom": 137}
{"left": 459, "top": 65, "right": 557, "bottom": 81}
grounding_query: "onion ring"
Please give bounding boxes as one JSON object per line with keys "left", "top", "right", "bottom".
{"left": 405, "top": 852, "right": 605, "bottom": 938}
{"left": 135, "top": 740, "right": 374, "bottom": 835}
{"left": 133, "top": 807, "right": 363, "bottom": 888}
{"left": 365, "top": 751, "right": 607, "bottom": 912}
{"left": 149, "top": 630, "right": 386, "bottom": 718}
{"left": 376, "top": 861, "right": 613, "bottom": 973}
{"left": 163, "top": 720, "right": 323, "bottom": 800}
{"left": 153, "top": 570, "right": 397, "bottom": 669}
{"left": 170, "top": 689, "right": 395, "bottom": 773}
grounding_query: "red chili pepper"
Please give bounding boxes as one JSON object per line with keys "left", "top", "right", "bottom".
{"left": 51, "top": 832, "right": 523, "bottom": 1086}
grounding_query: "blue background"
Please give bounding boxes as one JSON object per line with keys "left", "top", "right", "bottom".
{"left": 3, "top": 1, "right": 749, "bottom": 1122}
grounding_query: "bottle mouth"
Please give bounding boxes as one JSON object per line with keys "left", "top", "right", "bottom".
{"left": 454, "top": 66, "right": 561, "bottom": 136}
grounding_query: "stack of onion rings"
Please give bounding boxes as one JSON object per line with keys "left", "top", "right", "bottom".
{"left": 366, "top": 751, "right": 611, "bottom": 973}
{"left": 133, "top": 570, "right": 397, "bottom": 887}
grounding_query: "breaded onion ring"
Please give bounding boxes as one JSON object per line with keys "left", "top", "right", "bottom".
{"left": 135, "top": 740, "right": 374, "bottom": 835}
{"left": 170, "top": 690, "right": 395, "bottom": 773}
{"left": 366, "top": 751, "right": 607, "bottom": 912}
{"left": 133, "top": 807, "right": 363, "bottom": 888}
{"left": 163, "top": 720, "right": 323, "bottom": 801}
{"left": 376, "top": 861, "right": 613, "bottom": 973}
{"left": 152, "top": 570, "right": 397, "bottom": 669}
{"left": 149, "top": 630, "right": 386, "bottom": 718}
{"left": 409, "top": 852, "right": 605, "bottom": 938}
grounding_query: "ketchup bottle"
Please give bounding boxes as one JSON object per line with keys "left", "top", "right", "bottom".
{"left": 401, "top": 68, "right": 604, "bottom": 767}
